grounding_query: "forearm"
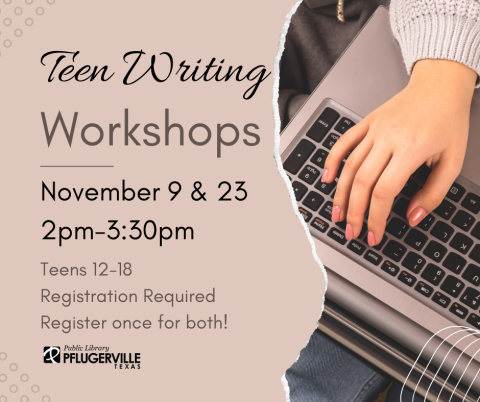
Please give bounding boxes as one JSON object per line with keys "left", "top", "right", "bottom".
{"left": 390, "top": 0, "right": 480, "bottom": 87}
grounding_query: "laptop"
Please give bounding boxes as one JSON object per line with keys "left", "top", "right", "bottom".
{"left": 279, "top": 6, "right": 480, "bottom": 401}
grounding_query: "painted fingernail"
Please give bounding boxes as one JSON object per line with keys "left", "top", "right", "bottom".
{"left": 321, "top": 169, "right": 329, "bottom": 182}
{"left": 346, "top": 224, "right": 353, "bottom": 240}
{"left": 332, "top": 206, "right": 340, "bottom": 223}
{"left": 368, "top": 231, "right": 376, "bottom": 247}
{"left": 408, "top": 207, "right": 427, "bottom": 227}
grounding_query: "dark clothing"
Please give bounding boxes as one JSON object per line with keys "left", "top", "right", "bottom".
{"left": 279, "top": 0, "right": 390, "bottom": 129}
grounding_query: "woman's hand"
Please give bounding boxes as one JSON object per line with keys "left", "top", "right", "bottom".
{"left": 323, "top": 59, "right": 477, "bottom": 246}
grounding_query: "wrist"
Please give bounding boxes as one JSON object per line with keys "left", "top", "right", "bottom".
{"left": 409, "top": 59, "right": 477, "bottom": 103}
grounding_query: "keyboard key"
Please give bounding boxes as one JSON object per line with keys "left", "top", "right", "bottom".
{"left": 283, "top": 139, "right": 316, "bottom": 175}
{"left": 302, "top": 191, "right": 325, "bottom": 212}
{"left": 382, "top": 240, "right": 407, "bottom": 262}
{"left": 449, "top": 302, "right": 468, "bottom": 319}
{"left": 322, "top": 133, "right": 341, "bottom": 150}
{"left": 393, "top": 198, "right": 409, "bottom": 220}
{"left": 452, "top": 210, "right": 475, "bottom": 232}
{"left": 401, "top": 179, "right": 419, "bottom": 198}
{"left": 306, "top": 107, "right": 340, "bottom": 143}
{"left": 386, "top": 218, "right": 409, "bottom": 239}
{"left": 442, "top": 252, "right": 467, "bottom": 274}
{"left": 311, "top": 217, "right": 329, "bottom": 233}
{"left": 471, "top": 222, "right": 480, "bottom": 240}
{"left": 292, "top": 181, "right": 308, "bottom": 201}
{"left": 440, "top": 275, "right": 465, "bottom": 298}
{"left": 337, "top": 161, "right": 345, "bottom": 178}
{"left": 467, "top": 313, "right": 480, "bottom": 329}
{"left": 462, "top": 193, "right": 480, "bottom": 214}
{"left": 418, "top": 214, "right": 436, "bottom": 231}
{"left": 347, "top": 240, "right": 366, "bottom": 255}
{"left": 430, "top": 221, "right": 454, "bottom": 243}
{"left": 299, "top": 165, "right": 321, "bottom": 185}
{"left": 298, "top": 207, "right": 312, "bottom": 223}
{"left": 462, "top": 264, "right": 480, "bottom": 286}
{"left": 319, "top": 201, "right": 333, "bottom": 221}
{"left": 416, "top": 165, "right": 432, "bottom": 183}
{"left": 402, "top": 252, "right": 426, "bottom": 274}
{"left": 381, "top": 260, "right": 399, "bottom": 276}
{"left": 310, "top": 149, "right": 329, "bottom": 169}
{"left": 404, "top": 229, "right": 428, "bottom": 251}
{"left": 359, "top": 222, "right": 368, "bottom": 239}
{"left": 469, "top": 244, "right": 480, "bottom": 264}
{"left": 364, "top": 250, "right": 382, "bottom": 266}
{"left": 449, "top": 233, "right": 473, "bottom": 255}
{"left": 446, "top": 183, "right": 466, "bottom": 203}
{"left": 334, "top": 117, "right": 355, "bottom": 134}
{"left": 421, "top": 264, "right": 445, "bottom": 285}
{"left": 461, "top": 287, "right": 480, "bottom": 309}
{"left": 432, "top": 292, "right": 451, "bottom": 308}
{"left": 423, "top": 241, "right": 447, "bottom": 262}
{"left": 327, "top": 227, "right": 347, "bottom": 245}
{"left": 415, "top": 281, "right": 434, "bottom": 298}
{"left": 398, "top": 271, "right": 417, "bottom": 287}
{"left": 433, "top": 200, "right": 456, "bottom": 220}
{"left": 335, "top": 220, "right": 347, "bottom": 230}
{"left": 314, "top": 179, "right": 336, "bottom": 195}
{"left": 371, "top": 234, "right": 388, "bottom": 251}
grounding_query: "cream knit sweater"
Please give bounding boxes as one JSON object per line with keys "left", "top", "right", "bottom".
{"left": 390, "top": 0, "right": 480, "bottom": 84}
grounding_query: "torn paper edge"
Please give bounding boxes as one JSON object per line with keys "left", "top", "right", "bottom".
{"left": 272, "top": 1, "right": 328, "bottom": 401}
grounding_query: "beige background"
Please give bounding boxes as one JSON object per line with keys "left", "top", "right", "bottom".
{"left": 0, "top": 0, "right": 326, "bottom": 400}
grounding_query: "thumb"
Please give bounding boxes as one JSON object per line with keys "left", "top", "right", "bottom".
{"left": 406, "top": 157, "right": 462, "bottom": 227}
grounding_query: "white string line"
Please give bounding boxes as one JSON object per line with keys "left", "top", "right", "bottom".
{"left": 400, "top": 326, "right": 480, "bottom": 402}
{"left": 430, "top": 331, "right": 480, "bottom": 402}
{"left": 451, "top": 345, "right": 480, "bottom": 402}
{"left": 408, "top": 327, "right": 478, "bottom": 402}
{"left": 442, "top": 339, "right": 480, "bottom": 402}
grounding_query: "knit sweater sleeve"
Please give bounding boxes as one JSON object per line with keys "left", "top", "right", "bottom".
{"left": 390, "top": 0, "right": 480, "bottom": 86}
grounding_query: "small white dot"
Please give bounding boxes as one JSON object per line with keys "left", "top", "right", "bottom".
{"left": 36, "top": 6, "right": 43, "bottom": 14}
{"left": 14, "top": 7, "right": 22, "bottom": 14}
{"left": 25, "top": 17, "right": 33, "bottom": 26}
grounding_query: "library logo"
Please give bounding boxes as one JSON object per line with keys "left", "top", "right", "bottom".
{"left": 43, "top": 346, "right": 61, "bottom": 363}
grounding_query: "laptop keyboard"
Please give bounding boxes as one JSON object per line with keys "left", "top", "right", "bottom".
{"left": 282, "top": 100, "right": 480, "bottom": 330}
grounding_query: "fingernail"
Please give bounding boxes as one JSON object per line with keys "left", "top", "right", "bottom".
{"left": 346, "top": 224, "right": 353, "bottom": 240}
{"left": 408, "top": 207, "right": 427, "bottom": 227}
{"left": 321, "top": 169, "right": 329, "bottom": 182}
{"left": 368, "top": 231, "right": 376, "bottom": 247}
{"left": 332, "top": 205, "right": 340, "bottom": 223}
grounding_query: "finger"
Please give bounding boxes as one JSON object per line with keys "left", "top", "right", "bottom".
{"left": 368, "top": 155, "right": 421, "bottom": 244}
{"left": 332, "top": 138, "right": 373, "bottom": 223}
{"left": 345, "top": 145, "right": 393, "bottom": 242}
{"left": 407, "top": 156, "right": 462, "bottom": 227}
{"left": 322, "top": 119, "right": 369, "bottom": 183}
